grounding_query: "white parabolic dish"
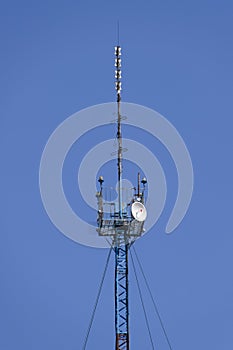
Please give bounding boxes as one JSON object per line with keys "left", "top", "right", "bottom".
{"left": 131, "top": 202, "right": 147, "bottom": 222}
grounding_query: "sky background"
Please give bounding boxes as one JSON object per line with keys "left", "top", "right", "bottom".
{"left": 1, "top": 0, "right": 233, "bottom": 349}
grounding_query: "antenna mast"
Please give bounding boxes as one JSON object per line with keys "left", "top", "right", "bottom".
{"left": 96, "top": 44, "right": 148, "bottom": 350}
{"left": 115, "top": 45, "right": 123, "bottom": 220}
{"left": 114, "top": 45, "right": 129, "bottom": 349}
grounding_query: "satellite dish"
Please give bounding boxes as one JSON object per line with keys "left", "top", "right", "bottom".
{"left": 131, "top": 201, "right": 147, "bottom": 222}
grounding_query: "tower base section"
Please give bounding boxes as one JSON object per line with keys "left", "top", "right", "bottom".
{"left": 116, "top": 333, "right": 129, "bottom": 350}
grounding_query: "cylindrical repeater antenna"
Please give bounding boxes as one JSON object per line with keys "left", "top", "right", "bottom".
{"left": 115, "top": 45, "right": 123, "bottom": 218}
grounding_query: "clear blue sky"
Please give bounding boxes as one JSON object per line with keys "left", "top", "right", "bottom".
{"left": 1, "top": 0, "right": 233, "bottom": 349}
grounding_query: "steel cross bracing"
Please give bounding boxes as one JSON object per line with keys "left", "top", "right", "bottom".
{"left": 115, "top": 244, "right": 129, "bottom": 350}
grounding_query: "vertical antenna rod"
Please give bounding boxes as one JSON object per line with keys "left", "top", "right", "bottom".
{"left": 115, "top": 45, "right": 123, "bottom": 219}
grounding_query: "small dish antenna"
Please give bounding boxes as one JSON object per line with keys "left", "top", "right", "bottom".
{"left": 131, "top": 201, "right": 147, "bottom": 222}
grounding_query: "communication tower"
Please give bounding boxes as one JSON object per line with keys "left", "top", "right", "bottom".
{"left": 96, "top": 46, "right": 148, "bottom": 350}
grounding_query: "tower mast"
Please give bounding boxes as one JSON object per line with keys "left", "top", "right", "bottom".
{"left": 96, "top": 45, "right": 147, "bottom": 350}
{"left": 114, "top": 45, "right": 129, "bottom": 349}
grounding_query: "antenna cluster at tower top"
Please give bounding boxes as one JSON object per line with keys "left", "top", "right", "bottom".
{"left": 115, "top": 46, "right": 122, "bottom": 100}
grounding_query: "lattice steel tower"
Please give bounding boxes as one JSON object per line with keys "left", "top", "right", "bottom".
{"left": 96, "top": 46, "right": 148, "bottom": 349}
